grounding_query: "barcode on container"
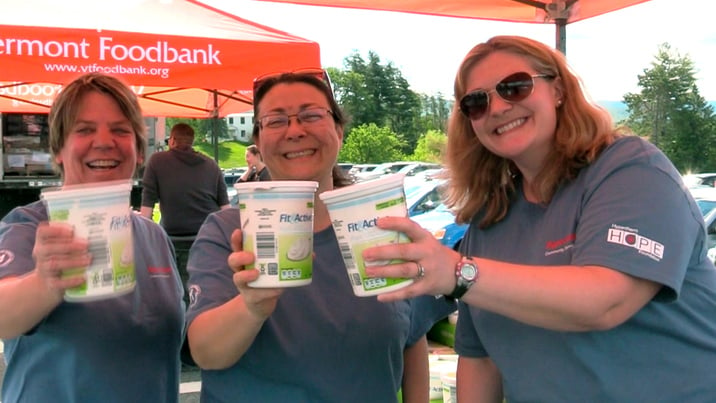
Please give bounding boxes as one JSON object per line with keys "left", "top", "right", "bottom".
{"left": 338, "top": 242, "right": 355, "bottom": 270}
{"left": 102, "top": 270, "right": 113, "bottom": 286}
{"left": 351, "top": 273, "right": 362, "bottom": 287}
{"left": 87, "top": 233, "right": 108, "bottom": 266}
{"left": 257, "top": 232, "right": 276, "bottom": 259}
{"left": 87, "top": 226, "right": 111, "bottom": 286}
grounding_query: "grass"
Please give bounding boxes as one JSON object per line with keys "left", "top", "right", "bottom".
{"left": 194, "top": 140, "right": 248, "bottom": 169}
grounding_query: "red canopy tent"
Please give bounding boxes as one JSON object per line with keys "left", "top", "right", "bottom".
{"left": 0, "top": 0, "right": 321, "bottom": 117}
{"left": 252, "top": 0, "right": 651, "bottom": 53}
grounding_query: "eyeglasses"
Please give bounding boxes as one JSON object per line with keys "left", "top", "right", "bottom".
{"left": 258, "top": 107, "right": 334, "bottom": 132}
{"left": 252, "top": 68, "right": 333, "bottom": 99}
{"left": 459, "top": 72, "right": 554, "bottom": 120}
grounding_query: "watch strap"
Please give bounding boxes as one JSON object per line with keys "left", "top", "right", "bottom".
{"left": 445, "top": 256, "right": 478, "bottom": 300}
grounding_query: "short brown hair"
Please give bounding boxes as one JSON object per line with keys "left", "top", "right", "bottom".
{"left": 170, "top": 123, "right": 195, "bottom": 148}
{"left": 48, "top": 73, "right": 146, "bottom": 175}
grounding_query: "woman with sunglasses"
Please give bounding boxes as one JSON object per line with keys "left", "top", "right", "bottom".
{"left": 184, "top": 70, "right": 454, "bottom": 402}
{"left": 362, "top": 35, "right": 716, "bottom": 402}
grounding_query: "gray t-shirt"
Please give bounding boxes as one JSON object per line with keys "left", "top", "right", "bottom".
{"left": 186, "top": 208, "right": 455, "bottom": 402}
{"left": 0, "top": 202, "right": 184, "bottom": 403}
{"left": 455, "top": 136, "right": 716, "bottom": 402}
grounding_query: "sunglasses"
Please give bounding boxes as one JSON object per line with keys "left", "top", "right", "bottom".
{"left": 252, "top": 68, "right": 334, "bottom": 100}
{"left": 459, "top": 72, "right": 554, "bottom": 120}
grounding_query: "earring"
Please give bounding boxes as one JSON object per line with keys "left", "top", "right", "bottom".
{"left": 556, "top": 99, "right": 563, "bottom": 107}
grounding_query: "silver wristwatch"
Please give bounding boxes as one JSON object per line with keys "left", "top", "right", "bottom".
{"left": 446, "top": 256, "right": 478, "bottom": 300}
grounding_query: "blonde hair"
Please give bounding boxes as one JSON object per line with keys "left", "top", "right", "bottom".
{"left": 48, "top": 73, "right": 146, "bottom": 175}
{"left": 445, "top": 36, "right": 619, "bottom": 228}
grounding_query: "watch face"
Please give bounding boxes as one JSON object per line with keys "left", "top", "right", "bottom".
{"left": 460, "top": 262, "right": 478, "bottom": 281}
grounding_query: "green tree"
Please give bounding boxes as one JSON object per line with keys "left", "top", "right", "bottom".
{"left": 410, "top": 130, "right": 447, "bottom": 163}
{"left": 419, "top": 93, "right": 452, "bottom": 134}
{"left": 338, "top": 123, "right": 405, "bottom": 163}
{"left": 328, "top": 52, "right": 421, "bottom": 154}
{"left": 623, "top": 43, "right": 716, "bottom": 172}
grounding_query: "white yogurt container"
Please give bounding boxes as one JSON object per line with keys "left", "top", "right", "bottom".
{"left": 41, "top": 180, "right": 135, "bottom": 302}
{"left": 429, "top": 356, "right": 458, "bottom": 400}
{"left": 318, "top": 173, "right": 413, "bottom": 297}
{"left": 441, "top": 370, "right": 458, "bottom": 403}
{"left": 234, "top": 181, "right": 318, "bottom": 288}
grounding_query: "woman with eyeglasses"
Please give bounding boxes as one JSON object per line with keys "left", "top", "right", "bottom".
{"left": 184, "top": 70, "right": 454, "bottom": 402}
{"left": 362, "top": 35, "right": 716, "bottom": 402}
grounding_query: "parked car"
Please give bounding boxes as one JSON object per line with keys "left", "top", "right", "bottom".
{"left": 411, "top": 202, "right": 468, "bottom": 250}
{"left": 399, "top": 162, "right": 442, "bottom": 177}
{"left": 404, "top": 168, "right": 445, "bottom": 191}
{"left": 683, "top": 172, "right": 716, "bottom": 188}
{"left": 354, "top": 161, "right": 416, "bottom": 182}
{"left": 694, "top": 195, "right": 716, "bottom": 264}
{"left": 348, "top": 163, "right": 379, "bottom": 176}
{"left": 689, "top": 183, "right": 716, "bottom": 202}
{"left": 223, "top": 167, "right": 247, "bottom": 207}
{"left": 337, "top": 162, "right": 354, "bottom": 174}
{"left": 406, "top": 178, "right": 445, "bottom": 217}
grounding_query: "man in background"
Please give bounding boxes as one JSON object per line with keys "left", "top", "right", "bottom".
{"left": 141, "top": 123, "right": 229, "bottom": 235}
{"left": 140, "top": 123, "right": 229, "bottom": 365}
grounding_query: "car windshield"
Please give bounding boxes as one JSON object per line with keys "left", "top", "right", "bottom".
{"left": 404, "top": 183, "right": 425, "bottom": 200}
{"left": 696, "top": 199, "right": 716, "bottom": 217}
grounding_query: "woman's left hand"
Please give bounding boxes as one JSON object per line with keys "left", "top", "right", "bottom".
{"left": 362, "top": 216, "right": 461, "bottom": 302}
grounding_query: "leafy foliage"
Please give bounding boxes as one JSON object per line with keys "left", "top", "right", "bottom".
{"left": 623, "top": 43, "right": 716, "bottom": 172}
{"left": 338, "top": 123, "right": 405, "bottom": 163}
{"left": 411, "top": 130, "right": 447, "bottom": 163}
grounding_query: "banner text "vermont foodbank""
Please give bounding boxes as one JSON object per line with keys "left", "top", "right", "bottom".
{"left": 0, "top": 36, "right": 222, "bottom": 65}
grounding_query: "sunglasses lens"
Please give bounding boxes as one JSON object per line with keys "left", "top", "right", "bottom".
{"left": 459, "top": 91, "right": 489, "bottom": 120}
{"left": 460, "top": 72, "right": 539, "bottom": 121}
{"left": 496, "top": 72, "right": 535, "bottom": 103}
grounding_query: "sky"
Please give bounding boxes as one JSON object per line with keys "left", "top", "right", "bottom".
{"left": 202, "top": 0, "right": 716, "bottom": 102}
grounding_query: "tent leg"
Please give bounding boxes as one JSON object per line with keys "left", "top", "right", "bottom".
{"left": 212, "top": 91, "right": 219, "bottom": 162}
{"left": 555, "top": 18, "right": 566, "bottom": 54}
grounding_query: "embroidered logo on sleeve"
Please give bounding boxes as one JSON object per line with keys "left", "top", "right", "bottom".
{"left": 188, "top": 284, "right": 201, "bottom": 308}
{"left": 607, "top": 224, "right": 664, "bottom": 261}
{"left": 0, "top": 250, "right": 14, "bottom": 267}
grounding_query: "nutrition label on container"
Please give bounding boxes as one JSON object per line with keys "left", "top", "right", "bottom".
{"left": 41, "top": 181, "right": 135, "bottom": 302}
{"left": 235, "top": 181, "right": 318, "bottom": 288}
{"left": 319, "top": 173, "right": 414, "bottom": 297}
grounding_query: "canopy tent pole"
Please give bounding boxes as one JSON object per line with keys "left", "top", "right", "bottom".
{"left": 212, "top": 90, "right": 220, "bottom": 162}
{"left": 555, "top": 18, "right": 566, "bottom": 53}
{"left": 511, "top": 0, "right": 575, "bottom": 54}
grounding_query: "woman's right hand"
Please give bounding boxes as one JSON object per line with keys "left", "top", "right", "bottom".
{"left": 32, "top": 222, "right": 90, "bottom": 298}
{"left": 228, "top": 229, "right": 284, "bottom": 321}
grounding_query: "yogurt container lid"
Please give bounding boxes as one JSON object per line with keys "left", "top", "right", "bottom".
{"left": 41, "top": 179, "right": 132, "bottom": 200}
{"left": 319, "top": 173, "right": 405, "bottom": 204}
{"left": 430, "top": 360, "right": 457, "bottom": 373}
{"left": 441, "top": 370, "right": 457, "bottom": 385}
{"left": 234, "top": 180, "right": 318, "bottom": 192}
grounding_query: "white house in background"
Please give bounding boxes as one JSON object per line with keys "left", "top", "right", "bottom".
{"left": 226, "top": 112, "right": 254, "bottom": 144}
